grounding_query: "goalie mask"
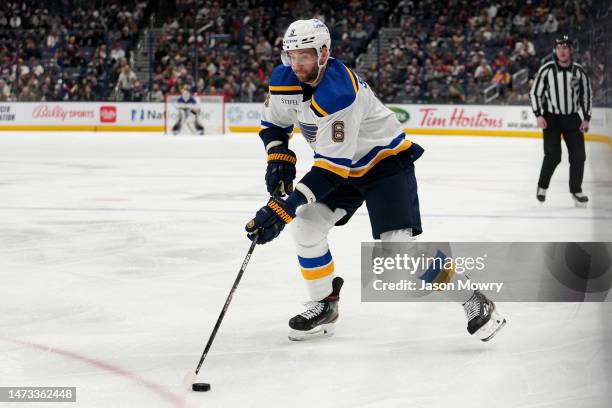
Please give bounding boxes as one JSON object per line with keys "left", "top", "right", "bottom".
{"left": 281, "top": 18, "right": 331, "bottom": 71}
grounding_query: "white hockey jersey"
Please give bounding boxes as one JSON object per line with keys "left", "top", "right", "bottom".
{"left": 259, "top": 58, "right": 423, "bottom": 202}
{"left": 260, "top": 58, "right": 422, "bottom": 202}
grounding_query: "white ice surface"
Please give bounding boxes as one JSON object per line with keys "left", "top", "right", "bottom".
{"left": 0, "top": 132, "right": 610, "bottom": 408}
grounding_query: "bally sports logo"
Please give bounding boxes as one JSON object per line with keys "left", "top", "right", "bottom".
{"left": 100, "top": 106, "right": 117, "bottom": 123}
{"left": 32, "top": 105, "right": 95, "bottom": 121}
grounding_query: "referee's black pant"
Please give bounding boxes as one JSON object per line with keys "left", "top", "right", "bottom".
{"left": 537, "top": 113, "right": 586, "bottom": 194}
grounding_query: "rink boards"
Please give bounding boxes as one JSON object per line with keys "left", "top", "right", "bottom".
{"left": 0, "top": 102, "right": 610, "bottom": 144}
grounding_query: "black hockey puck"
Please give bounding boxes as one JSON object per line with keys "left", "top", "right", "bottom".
{"left": 192, "top": 383, "right": 211, "bottom": 392}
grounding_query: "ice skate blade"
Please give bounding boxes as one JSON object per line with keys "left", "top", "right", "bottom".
{"left": 573, "top": 201, "right": 587, "bottom": 208}
{"left": 288, "top": 323, "right": 335, "bottom": 341}
{"left": 476, "top": 310, "right": 507, "bottom": 342}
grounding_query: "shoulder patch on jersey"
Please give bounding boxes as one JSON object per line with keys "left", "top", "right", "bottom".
{"left": 310, "top": 59, "right": 358, "bottom": 117}
{"left": 269, "top": 65, "right": 303, "bottom": 95}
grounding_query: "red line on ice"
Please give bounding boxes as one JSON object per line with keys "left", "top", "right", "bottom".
{"left": 1, "top": 336, "right": 191, "bottom": 408}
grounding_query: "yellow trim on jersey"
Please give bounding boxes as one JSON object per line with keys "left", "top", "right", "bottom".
{"left": 311, "top": 96, "right": 329, "bottom": 117}
{"left": 344, "top": 65, "right": 358, "bottom": 94}
{"left": 348, "top": 140, "right": 413, "bottom": 177}
{"left": 269, "top": 85, "right": 303, "bottom": 91}
{"left": 313, "top": 159, "right": 350, "bottom": 178}
{"left": 301, "top": 261, "right": 335, "bottom": 280}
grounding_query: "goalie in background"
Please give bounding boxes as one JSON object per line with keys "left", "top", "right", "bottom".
{"left": 172, "top": 87, "right": 205, "bottom": 135}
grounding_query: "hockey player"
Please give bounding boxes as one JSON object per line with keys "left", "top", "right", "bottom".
{"left": 245, "top": 19, "right": 505, "bottom": 342}
{"left": 172, "top": 87, "right": 205, "bottom": 135}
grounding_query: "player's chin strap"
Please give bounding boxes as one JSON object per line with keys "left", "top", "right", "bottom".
{"left": 308, "top": 54, "right": 329, "bottom": 86}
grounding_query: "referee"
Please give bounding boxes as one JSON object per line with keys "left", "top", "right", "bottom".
{"left": 530, "top": 34, "right": 592, "bottom": 207}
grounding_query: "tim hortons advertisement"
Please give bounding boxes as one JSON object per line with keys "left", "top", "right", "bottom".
{"left": 388, "top": 105, "right": 611, "bottom": 139}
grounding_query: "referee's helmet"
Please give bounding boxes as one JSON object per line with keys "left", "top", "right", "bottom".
{"left": 553, "top": 34, "right": 573, "bottom": 50}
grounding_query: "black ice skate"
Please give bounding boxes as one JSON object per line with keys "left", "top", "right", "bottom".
{"left": 288, "top": 277, "right": 343, "bottom": 341}
{"left": 571, "top": 192, "right": 588, "bottom": 208}
{"left": 463, "top": 290, "right": 506, "bottom": 342}
{"left": 536, "top": 187, "right": 547, "bottom": 203}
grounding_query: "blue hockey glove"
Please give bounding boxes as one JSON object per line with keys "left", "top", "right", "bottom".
{"left": 245, "top": 197, "right": 296, "bottom": 244}
{"left": 265, "top": 146, "right": 296, "bottom": 197}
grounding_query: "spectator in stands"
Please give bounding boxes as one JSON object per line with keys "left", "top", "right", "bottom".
{"left": 0, "top": 79, "right": 10, "bottom": 101}
{"left": 474, "top": 60, "right": 493, "bottom": 83}
{"left": 0, "top": 0, "right": 608, "bottom": 106}
{"left": 80, "top": 84, "right": 97, "bottom": 102}
{"left": 131, "top": 80, "right": 145, "bottom": 102}
{"left": 514, "top": 36, "right": 536, "bottom": 59}
{"left": 110, "top": 42, "right": 126, "bottom": 64}
{"left": 492, "top": 66, "right": 512, "bottom": 95}
{"left": 429, "top": 86, "right": 445, "bottom": 104}
{"left": 448, "top": 78, "right": 466, "bottom": 103}
{"left": 116, "top": 64, "right": 138, "bottom": 101}
{"left": 18, "top": 86, "right": 35, "bottom": 101}
{"left": 542, "top": 13, "right": 559, "bottom": 33}
{"left": 147, "top": 82, "right": 164, "bottom": 102}
{"left": 465, "top": 77, "right": 480, "bottom": 103}
{"left": 51, "top": 83, "right": 66, "bottom": 101}
{"left": 222, "top": 83, "right": 234, "bottom": 102}
{"left": 241, "top": 75, "right": 258, "bottom": 102}
{"left": 491, "top": 51, "right": 509, "bottom": 71}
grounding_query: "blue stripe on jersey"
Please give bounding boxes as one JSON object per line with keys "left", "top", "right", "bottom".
{"left": 270, "top": 64, "right": 300, "bottom": 87}
{"left": 298, "top": 250, "right": 333, "bottom": 269}
{"left": 311, "top": 133, "right": 405, "bottom": 170}
{"left": 311, "top": 59, "right": 357, "bottom": 115}
{"left": 261, "top": 120, "right": 293, "bottom": 134}
{"left": 312, "top": 153, "right": 353, "bottom": 168}
{"left": 352, "top": 133, "right": 405, "bottom": 168}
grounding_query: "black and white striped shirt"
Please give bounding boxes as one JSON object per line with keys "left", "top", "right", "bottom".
{"left": 529, "top": 60, "right": 592, "bottom": 121}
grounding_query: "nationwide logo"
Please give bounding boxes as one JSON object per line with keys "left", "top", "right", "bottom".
{"left": 389, "top": 107, "right": 410, "bottom": 124}
{"left": 131, "top": 108, "right": 163, "bottom": 122}
{"left": 227, "top": 106, "right": 244, "bottom": 124}
{"left": 33, "top": 105, "right": 95, "bottom": 121}
{"left": 100, "top": 106, "right": 117, "bottom": 123}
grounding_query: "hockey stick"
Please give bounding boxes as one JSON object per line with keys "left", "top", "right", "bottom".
{"left": 185, "top": 236, "right": 258, "bottom": 392}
